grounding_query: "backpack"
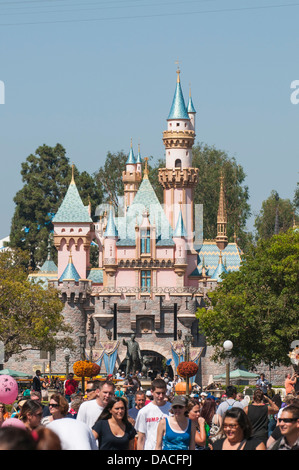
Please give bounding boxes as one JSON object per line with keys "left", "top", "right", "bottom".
{"left": 227, "top": 399, "right": 237, "bottom": 410}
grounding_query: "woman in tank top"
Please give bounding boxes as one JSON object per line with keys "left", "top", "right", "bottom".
{"left": 243, "top": 389, "right": 279, "bottom": 444}
{"left": 155, "top": 395, "right": 196, "bottom": 450}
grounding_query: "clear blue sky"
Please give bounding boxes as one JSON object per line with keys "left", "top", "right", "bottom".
{"left": 0, "top": 0, "right": 298, "bottom": 239}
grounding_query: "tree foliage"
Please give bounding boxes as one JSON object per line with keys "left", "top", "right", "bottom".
{"left": 196, "top": 229, "right": 299, "bottom": 369}
{"left": 0, "top": 249, "right": 74, "bottom": 362}
{"left": 254, "top": 190, "right": 296, "bottom": 240}
{"left": 9, "top": 144, "right": 102, "bottom": 270}
{"left": 192, "top": 143, "right": 251, "bottom": 250}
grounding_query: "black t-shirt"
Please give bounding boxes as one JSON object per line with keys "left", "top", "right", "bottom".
{"left": 92, "top": 419, "right": 136, "bottom": 450}
{"left": 212, "top": 437, "right": 263, "bottom": 450}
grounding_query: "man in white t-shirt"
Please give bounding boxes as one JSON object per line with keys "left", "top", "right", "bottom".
{"left": 135, "top": 378, "right": 171, "bottom": 450}
{"left": 76, "top": 380, "right": 115, "bottom": 429}
{"left": 48, "top": 418, "right": 98, "bottom": 450}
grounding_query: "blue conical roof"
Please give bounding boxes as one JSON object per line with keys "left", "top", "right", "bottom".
{"left": 136, "top": 145, "right": 142, "bottom": 164}
{"left": 126, "top": 140, "right": 136, "bottom": 164}
{"left": 52, "top": 177, "right": 92, "bottom": 224}
{"left": 104, "top": 207, "right": 119, "bottom": 238}
{"left": 173, "top": 208, "right": 187, "bottom": 238}
{"left": 211, "top": 252, "right": 228, "bottom": 282}
{"left": 59, "top": 255, "right": 80, "bottom": 282}
{"left": 187, "top": 94, "right": 196, "bottom": 113}
{"left": 168, "top": 71, "right": 190, "bottom": 120}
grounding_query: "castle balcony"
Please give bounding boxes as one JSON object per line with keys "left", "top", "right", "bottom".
{"left": 158, "top": 167, "right": 199, "bottom": 189}
{"left": 174, "top": 257, "right": 188, "bottom": 276}
{"left": 162, "top": 130, "right": 195, "bottom": 149}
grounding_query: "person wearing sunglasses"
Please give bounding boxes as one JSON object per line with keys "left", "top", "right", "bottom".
{"left": 19, "top": 399, "right": 43, "bottom": 432}
{"left": 211, "top": 407, "right": 266, "bottom": 450}
{"left": 268, "top": 405, "right": 299, "bottom": 450}
{"left": 41, "top": 394, "right": 69, "bottom": 425}
{"left": 155, "top": 395, "right": 196, "bottom": 450}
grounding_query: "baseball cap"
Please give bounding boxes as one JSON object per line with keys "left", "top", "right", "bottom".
{"left": 171, "top": 395, "right": 188, "bottom": 407}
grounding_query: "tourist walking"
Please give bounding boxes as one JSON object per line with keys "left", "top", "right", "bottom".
{"left": 216, "top": 385, "right": 244, "bottom": 418}
{"left": 135, "top": 378, "right": 171, "bottom": 450}
{"left": 284, "top": 373, "right": 297, "bottom": 396}
{"left": 128, "top": 390, "right": 146, "bottom": 421}
{"left": 92, "top": 396, "right": 136, "bottom": 450}
{"left": 41, "top": 393, "right": 70, "bottom": 425}
{"left": 267, "top": 404, "right": 299, "bottom": 450}
{"left": 155, "top": 395, "right": 196, "bottom": 450}
{"left": 76, "top": 380, "right": 115, "bottom": 429}
{"left": 243, "top": 388, "right": 279, "bottom": 445}
{"left": 20, "top": 399, "right": 43, "bottom": 431}
{"left": 211, "top": 407, "right": 266, "bottom": 450}
{"left": 64, "top": 373, "right": 78, "bottom": 403}
{"left": 0, "top": 403, "right": 11, "bottom": 425}
{"left": 187, "top": 398, "right": 207, "bottom": 449}
{"left": 32, "top": 370, "right": 42, "bottom": 393}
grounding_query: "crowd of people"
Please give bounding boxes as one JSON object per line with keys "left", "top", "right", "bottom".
{"left": 0, "top": 369, "right": 298, "bottom": 451}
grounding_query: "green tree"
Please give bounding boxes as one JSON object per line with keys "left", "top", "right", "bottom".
{"left": 192, "top": 143, "right": 251, "bottom": 250}
{"left": 10, "top": 144, "right": 102, "bottom": 270}
{"left": 196, "top": 229, "right": 299, "bottom": 370}
{"left": 0, "top": 249, "right": 74, "bottom": 362}
{"left": 254, "top": 190, "right": 295, "bottom": 240}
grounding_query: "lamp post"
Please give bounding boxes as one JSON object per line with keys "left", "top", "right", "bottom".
{"left": 183, "top": 334, "right": 193, "bottom": 396}
{"left": 89, "top": 337, "right": 96, "bottom": 363}
{"left": 79, "top": 334, "right": 87, "bottom": 394}
{"left": 223, "top": 340, "right": 233, "bottom": 387}
{"left": 64, "top": 348, "right": 70, "bottom": 378}
{"left": 79, "top": 334, "right": 86, "bottom": 360}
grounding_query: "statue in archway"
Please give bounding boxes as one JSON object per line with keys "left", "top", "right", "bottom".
{"left": 122, "top": 334, "right": 142, "bottom": 375}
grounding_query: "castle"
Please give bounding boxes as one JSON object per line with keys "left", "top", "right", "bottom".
{"left": 22, "top": 69, "right": 243, "bottom": 385}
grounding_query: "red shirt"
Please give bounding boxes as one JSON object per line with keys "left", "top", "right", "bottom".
{"left": 65, "top": 379, "right": 78, "bottom": 396}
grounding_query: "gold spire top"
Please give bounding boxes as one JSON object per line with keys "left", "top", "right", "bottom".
{"left": 71, "top": 163, "right": 75, "bottom": 184}
{"left": 143, "top": 157, "right": 149, "bottom": 179}
{"left": 217, "top": 170, "right": 227, "bottom": 224}
{"left": 175, "top": 59, "right": 180, "bottom": 83}
{"left": 130, "top": 137, "right": 133, "bottom": 148}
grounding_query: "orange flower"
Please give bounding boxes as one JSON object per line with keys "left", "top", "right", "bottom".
{"left": 73, "top": 360, "right": 101, "bottom": 377}
{"left": 177, "top": 361, "right": 198, "bottom": 378}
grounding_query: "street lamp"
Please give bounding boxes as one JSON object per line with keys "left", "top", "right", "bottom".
{"left": 64, "top": 348, "right": 70, "bottom": 377}
{"left": 88, "top": 337, "right": 96, "bottom": 363}
{"left": 183, "top": 334, "right": 193, "bottom": 396}
{"left": 79, "top": 334, "right": 86, "bottom": 360}
{"left": 223, "top": 340, "right": 233, "bottom": 387}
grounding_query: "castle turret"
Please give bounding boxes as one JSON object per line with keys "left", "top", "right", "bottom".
{"left": 173, "top": 204, "right": 188, "bottom": 281}
{"left": 103, "top": 204, "right": 118, "bottom": 280}
{"left": 53, "top": 166, "right": 93, "bottom": 280}
{"left": 122, "top": 139, "right": 142, "bottom": 211}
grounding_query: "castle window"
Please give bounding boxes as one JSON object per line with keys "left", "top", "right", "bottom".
{"left": 141, "top": 270, "right": 151, "bottom": 291}
{"left": 175, "top": 159, "right": 182, "bottom": 169}
{"left": 141, "top": 228, "right": 151, "bottom": 254}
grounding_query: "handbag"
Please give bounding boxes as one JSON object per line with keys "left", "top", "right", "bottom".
{"left": 208, "top": 414, "right": 223, "bottom": 443}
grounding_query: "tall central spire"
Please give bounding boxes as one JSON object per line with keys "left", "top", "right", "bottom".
{"left": 215, "top": 171, "right": 228, "bottom": 250}
{"left": 167, "top": 67, "right": 190, "bottom": 120}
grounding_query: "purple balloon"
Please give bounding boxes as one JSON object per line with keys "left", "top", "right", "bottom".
{"left": 0, "top": 375, "right": 18, "bottom": 404}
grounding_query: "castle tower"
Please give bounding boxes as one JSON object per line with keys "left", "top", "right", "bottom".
{"left": 122, "top": 139, "right": 142, "bottom": 212}
{"left": 158, "top": 67, "right": 199, "bottom": 249}
{"left": 215, "top": 171, "right": 228, "bottom": 250}
{"left": 52, "top": 166, "right": 93, "bottom": 280}
{"left": 103, "top": 204, "right": 118, "bottom": 284}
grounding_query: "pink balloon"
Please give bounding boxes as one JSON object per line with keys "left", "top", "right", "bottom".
{"left": 1, "top": 418, "right": 26, "bottom": 429}
{"left": 0, "top": 375, "right": 19, "bottom": 404}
